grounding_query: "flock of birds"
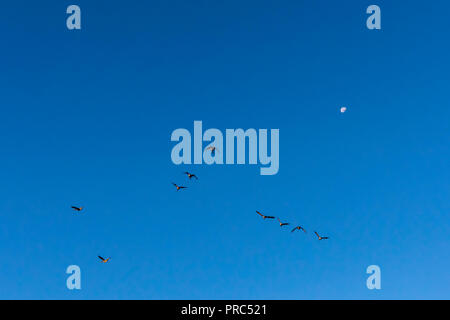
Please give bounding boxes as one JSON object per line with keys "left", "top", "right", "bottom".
{"left": 71, "top": 166, "right": 332, "bottom": 263}
{"left": 256, "top": 211, "right": 330, "bottom": 240}
{"left": 70, "top": 106, "right": 346, "bottom": 264}
{"left": 70, "top": 171, "right": 200, "bottom": 263}
{"left": 171, "top": 171, "right": 331, "bottom": 242}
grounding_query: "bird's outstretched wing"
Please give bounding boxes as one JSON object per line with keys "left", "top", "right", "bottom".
{"left": 256, "top": 211, "right": 264, "bottom": 217}
{"left": 314, "top": 231, "right": 320, "bottom": 238}
{"left": 98, "top": 256, "right": 105, "bottom": 261}
{"left": 207, "top": 146, "right": 220, "bottom": 154}
{"left": 266, "top": 216, "right": 275, "bottom": 219}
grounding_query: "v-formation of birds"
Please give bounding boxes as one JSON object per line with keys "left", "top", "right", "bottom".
{"left": 71, "top": 171, "right": 329, "bottom": 263}
{"left": 171, "top": 176, "right": 330, "bottom": 241}
{"left": 256, "top": 211, "right": 329, "bottom": 241}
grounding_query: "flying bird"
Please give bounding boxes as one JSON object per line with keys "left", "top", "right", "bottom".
{"left": 340, "top": 107, "right": 347, "bottom": 113}
{"left": 206, "top": 146, "right": 219, "bottom": 155}
{"left": 184, "top": 172, "right": 198, "bottom": 180}
{"left": 277, "top": 218, "right": 290, "bottom": 227}
{"left": 172, "top": 183, "right": 187, "bottom": 191}
{"left": 71, "top": 206, "right": 83, "bottom": 212}
{"left": 314, "top": 231, "right": 329, "bottom": 240}
{"left": 256, "top": 211, "right": 275, "bottom": 220}
{"left": 98, "top": 256, "right": 111, "bottom": 263}
{"left": 291, "top": 226, "right": 307, "bottom": 233}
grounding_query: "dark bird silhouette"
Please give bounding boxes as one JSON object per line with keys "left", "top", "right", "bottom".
{"left": 291, "top": 226, "right": 307, "bottom": 233}
{"left": 256, "top": 211, "right": 275, "bottom": 220}
{"left": 314, "top": 231, "right": 329, "bottom": 240}
{"left": 172, "top": 183, "right": 187, "bottom": 191}
{"left": 184, "top": 172, "right": 198, "bottom": 180}
{"left": 71, "top": 206, "right": 83, "bottom": 212}
{"left": 98, "top": 256, "right": 111, "bottom": 263}
{"left": 206, "top": 146, "right": 220, "bottom": 156}
{"left": 206, "top": 146, "right": 218, "bottom": 153}
{"left": 277, "top": 218, "right": 290, "bottom": 227}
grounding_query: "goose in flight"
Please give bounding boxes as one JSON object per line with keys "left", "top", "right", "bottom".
{"left": 291, "top": 226, "right": 307, "bottom": 233}
{"left": 277, "top": 218, "right": 290, "bottom": 227}
{"left": 184, "top": 172, "right": 198, "bottom": 180}
{"left": 314, "top": 231, "right": 329, "bottom": 240}
{"left": 172, "top": 183, "right": 187, "bottom": 191}
{"left": 71, "top": 206, "right": 83, "bottom": 212}
{"left": 206, "top": 146, "right": 219, "bottom": 155}
{"left": 98, "top": 256, "right": 111, "bottom": 263}
{"left": 256, "top": 211, "right": 275, "bottom": 220}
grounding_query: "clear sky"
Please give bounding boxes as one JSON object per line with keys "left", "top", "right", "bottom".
{"left": 0, "top": 0, "right": 448, "bottom": 299}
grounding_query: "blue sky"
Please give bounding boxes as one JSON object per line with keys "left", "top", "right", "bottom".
{"left": 0, "top": 0, "right": 449, "bottom": 299}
